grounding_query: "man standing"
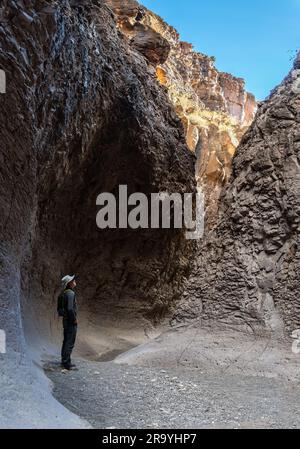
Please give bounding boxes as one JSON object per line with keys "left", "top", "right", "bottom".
{"left": 60, "top": 275, "right": 78, "bottom": 371}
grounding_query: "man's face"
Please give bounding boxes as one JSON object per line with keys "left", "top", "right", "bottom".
{"left": 70, "top": 279, "right": 77, "bottom": 289}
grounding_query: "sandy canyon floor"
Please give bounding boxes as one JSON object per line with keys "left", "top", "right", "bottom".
{"left": 44, "top": 324, "right": 300, "bottom": 429}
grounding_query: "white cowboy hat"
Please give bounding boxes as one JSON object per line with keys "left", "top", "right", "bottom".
{"left": 61, "top": 275, "right": 75, "bottom": 290}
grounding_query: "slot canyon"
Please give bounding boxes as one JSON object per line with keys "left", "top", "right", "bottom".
{"left": 1, "top": 0, "right": 300, "bottom": 430}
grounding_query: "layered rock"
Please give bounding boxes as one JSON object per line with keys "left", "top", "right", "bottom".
{"left": 174, "top": 54, "right": 300, "bottom": 335}
{"left": 105, "top": 0, "right": 257, "bottom": 227}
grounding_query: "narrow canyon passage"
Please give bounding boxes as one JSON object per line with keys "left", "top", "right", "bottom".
{"left": 1, "top": 0, "right": 300, "bottom": 430}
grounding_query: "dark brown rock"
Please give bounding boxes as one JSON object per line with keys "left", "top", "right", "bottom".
{"left": 131, "top": 23, "right": 171, "bottom": 65}
{"left": 0, "top": 0, "right": 196, "bottom": 413}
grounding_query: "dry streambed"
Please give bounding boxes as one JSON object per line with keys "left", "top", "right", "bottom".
{"left": 45, "top": 325, "right": 300, "bottom": 429}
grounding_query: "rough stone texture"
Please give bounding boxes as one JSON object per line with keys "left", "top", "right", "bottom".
{"left": 1, "top": 0, "right": 298, "bottom": 430}
{"left": 105, "top": 0, "right": 257, "bottom": 227}
{"left": 0, "top": 0, "right": 195, "bottom": 427}
{"left": 104, "top": 0, "right": 170, "bottom": 65}
{"left": 174, "top": 54, "right": 300, "bottom": 335}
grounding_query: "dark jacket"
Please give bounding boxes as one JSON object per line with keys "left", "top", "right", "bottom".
{"left": 63, "top": 289, "right": 77, "bottom": 325}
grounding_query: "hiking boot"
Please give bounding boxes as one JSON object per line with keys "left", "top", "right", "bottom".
{"left": 62, "top": 363, "right": 78, "bottom": 371}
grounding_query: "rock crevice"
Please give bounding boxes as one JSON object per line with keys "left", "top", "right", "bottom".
{"left": 105, "top": 0, "right": 257, "bottom": 227}
{"left": 174, "top": 53, "right": 300, "bottom": 335}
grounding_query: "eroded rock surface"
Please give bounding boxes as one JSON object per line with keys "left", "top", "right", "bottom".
{"left": 1, "top": 0, "right": 299, "bottom": 430}
{"left": 174, "top": 54, "right": 300, "bottom": 335}
{"left": 105, "top": 0, "right": 257, "bottom": 227}
{"left": 0, "top": 0, "right": 195, "bottom": 426}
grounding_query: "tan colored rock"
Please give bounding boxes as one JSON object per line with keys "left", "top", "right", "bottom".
{"left": 105, "top": 0, "right": 257, "bottom": 228}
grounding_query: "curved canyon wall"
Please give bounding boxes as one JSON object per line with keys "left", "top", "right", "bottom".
{"left": 0, "top": 0, "right": 195, "bottom": 426}
{"left": 105, "top": 0, "right": 257, "bottom": 227}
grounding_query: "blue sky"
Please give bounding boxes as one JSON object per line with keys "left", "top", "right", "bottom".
{"left": 141, "top": 0, "right": 300, "bottom": 100}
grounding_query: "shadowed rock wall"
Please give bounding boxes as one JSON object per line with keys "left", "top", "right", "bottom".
{"left": 174, "top": 54, "right": 300, "bottom": 336}
{"left": 0, "top": 0, "right": 195, "bottom": 425}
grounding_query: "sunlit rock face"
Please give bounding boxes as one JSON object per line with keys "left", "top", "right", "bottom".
{"left": 173, "top": 54, "right": 300, "bottom": 335}
{"left": 105, "top": 0, "right": 257, "bottom": 228}
{"left": 104, "top": 0, "right": 170, "bottom": 65}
